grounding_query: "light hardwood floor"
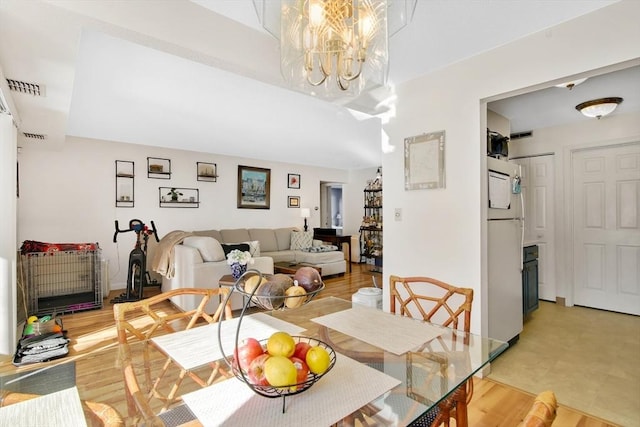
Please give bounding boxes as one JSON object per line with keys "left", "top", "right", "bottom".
{"left": 0, "top": 264, "right": 620, "bottom": 426}
{"left": 488, "top": 300, "right": 640, "bottom": 427}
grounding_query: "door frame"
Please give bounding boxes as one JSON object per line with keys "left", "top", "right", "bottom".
{"left": 563, "top": 136, "right": 639, "bottom": 308}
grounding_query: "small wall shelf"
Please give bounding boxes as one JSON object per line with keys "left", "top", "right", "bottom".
{"left": 148, "top": 157, "right": 171, "bottom": 179}
{"left": 197, "top": 162, "right": 218, "bottom": 182}
{"left": 159, "top": 187, "right": 199, "bottom": 208}
{"left": 115, "top": 160, "right": 134, "bottom": 207}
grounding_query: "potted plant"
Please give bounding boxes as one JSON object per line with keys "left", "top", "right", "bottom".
{"left": 167, "top": 188, "right": 183, "bottom": 201}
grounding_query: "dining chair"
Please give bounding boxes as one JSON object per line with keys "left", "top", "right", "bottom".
{"left": 389, "top": 275, "right": 474, "bottom": 427}
{"left": 113, "top": 287, "right": 233, "bottom": 426}
{"left": 0, "top": 389, "right": 125, "bottom": 427}
{"left": 523, "top": 390, "right": 557, "bottom": 427}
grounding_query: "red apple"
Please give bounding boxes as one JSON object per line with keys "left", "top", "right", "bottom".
{"left": 290, "top": 356, "right": 310, "bottom": 387}
{"left": 293, "top": 341, "right": 312, "bottom": 361}
{"left": 247, "top": 353, "right": 270, "bottom": 386}
{"left": 234, "top": 338, "right": 264, "bottom": 371}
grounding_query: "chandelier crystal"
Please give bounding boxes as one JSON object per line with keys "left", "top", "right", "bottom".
{"left": 254, "top": 0, "right": 415, "bottom": 100}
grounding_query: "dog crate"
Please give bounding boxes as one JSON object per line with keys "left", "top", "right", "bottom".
{"left": 21, "top": 241, "right": 103, "bottom": 316}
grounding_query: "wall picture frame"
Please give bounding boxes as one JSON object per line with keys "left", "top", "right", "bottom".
{"left": 404, "top": 130, "right": 446, "bottom": 190}
{"left": 288, "top": 173, "right": 301, "bottom": 189}
{"left": 237, "top": 165, "right": 271, "bottom": 209}
{"left": 288, "top": 196, "right": 300, "bottom": 208}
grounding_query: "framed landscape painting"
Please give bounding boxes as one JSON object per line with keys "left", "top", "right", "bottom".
{"left": 237, "top": 165, "right": 271, "bottom": 209}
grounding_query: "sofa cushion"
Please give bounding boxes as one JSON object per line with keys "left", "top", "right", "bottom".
{"left": 226, "top": 240, "right": 260, "bottom": 257}
{"left": 183, "top": 236, "right": 225, "bottom": 262}
{"left": 192, "top": 230, "right": 222, "bottom": 242}
{"left": 275, "top": 227, "right": 296, "bottom": 251}
{"left": 296, "top": 250, "right": 345, "bottom": 264}
{"left": 290, "top": 231, "right": 313, "bottom": 250}
{"left": 248, "top": 229, "right": 278, "bottom": 253}
{"left": 221, "top": 243, "right": 251, "bottom": 256}
{"left": 220, "top": 229, "right": 251, "bottom": 244}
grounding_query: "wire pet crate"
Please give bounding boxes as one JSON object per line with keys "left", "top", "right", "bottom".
{"left": 22, "top": 242, "right": 103, "bottom": 316}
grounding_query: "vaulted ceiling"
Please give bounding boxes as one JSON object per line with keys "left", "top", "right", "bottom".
{"left": 0, "top": 0, "right": 625, "bottom": 169}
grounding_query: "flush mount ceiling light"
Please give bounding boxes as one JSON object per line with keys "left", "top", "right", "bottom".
{"left": 254, "top": 0, "right": 416, "bottom": 100}
{"left": 575, "top": 97, "right": 623, "bottom": 119}
{"left": 554, "top": 77, "right": 588, "bottom": 90}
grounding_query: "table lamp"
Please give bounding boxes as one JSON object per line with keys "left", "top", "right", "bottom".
{"left": 300, "top": 208, "right": 311, "bottom": 232}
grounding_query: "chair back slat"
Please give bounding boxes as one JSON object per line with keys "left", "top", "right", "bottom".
{"left": 389, "top": 275, "right": 473, "bottom": 333}
{"left": 113, "top": 287, "right": 233, "bottom": 426}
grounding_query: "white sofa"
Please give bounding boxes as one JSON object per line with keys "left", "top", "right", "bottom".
{"left": 161, "top": 227, "right": 346, "bottom": 313}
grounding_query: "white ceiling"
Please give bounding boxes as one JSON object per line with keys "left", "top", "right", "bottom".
{"left": 0, "top": 0, "right": 627, "bottom": 169}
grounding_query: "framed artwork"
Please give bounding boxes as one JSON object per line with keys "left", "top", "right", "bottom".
{"left": 288, "top": 173, "right": 301, "bottom": 189}
{"left": 404, "top": 130, "right": 446, "bottom": 190}
{"left": 238, "top": 165, "right": 271, "bottom": 209}
{"left": 287, "top": 196, "right": 300, "bottom": 208}
{"left": 197, "top": 162, "right": 218, "bottom": 182}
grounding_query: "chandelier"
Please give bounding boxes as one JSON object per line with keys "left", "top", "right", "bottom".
{"left": 254, "top": 0, "right": 416, "bottom": 100}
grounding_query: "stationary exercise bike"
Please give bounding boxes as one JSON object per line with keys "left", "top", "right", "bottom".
{"left": 110, "top": 219, "right": 160, "bottom": 303}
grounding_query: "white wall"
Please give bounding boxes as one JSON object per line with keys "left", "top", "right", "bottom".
{"left": 17, "top": 137, "right": 351, "bottom": 289}
{"left": 510, "top": 111, "right": 640, "bottom": 301}
{"left": 0, "top": 113, "right": 17, "bottom": 356}
{"left": 382, "top": 1, "right": 640, "bottom": 336}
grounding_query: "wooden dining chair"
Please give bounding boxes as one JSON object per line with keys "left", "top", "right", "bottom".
{"left": 389, "top": 275, "right": 474, "bottom": 427}
{"left": 113, "top": 287, "right": 233, "bottom": 426}
{"left": 522, "top": 390, "right": 558, "bottom": 427}
{"left": 0, "top": 389, "right": 125, "bottom": 427}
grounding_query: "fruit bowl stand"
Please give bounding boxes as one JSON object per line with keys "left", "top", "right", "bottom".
{"left": 217, "top": 269, "right": 336, "bottom": 413}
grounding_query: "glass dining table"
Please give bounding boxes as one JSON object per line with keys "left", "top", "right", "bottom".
{"left": 162, "top": 296, "right": 508, "bottom": 427}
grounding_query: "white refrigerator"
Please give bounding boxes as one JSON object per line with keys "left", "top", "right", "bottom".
{"left": 487, "top": 156, "right": 525, "bottom": 343}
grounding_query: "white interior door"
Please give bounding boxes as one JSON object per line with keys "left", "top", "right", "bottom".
{"left": 512, "top": 155, "right": 556, "bottom": 301}
{"left": 572, "top": 143, "right": 640, "bottom": 315}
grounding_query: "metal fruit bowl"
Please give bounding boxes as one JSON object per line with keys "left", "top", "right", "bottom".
{"left": 234, "top": 272, "right": 325, "bottom": 311}
{"left": 232, "top": 336, "right": 336, "bottom": 399}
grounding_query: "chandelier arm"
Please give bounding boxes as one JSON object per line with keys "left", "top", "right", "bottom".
{"left": 339, "top": 58, "right": 364, "bottom": 83}
{"left": 307, "top": 72, "right": 328, "bottom": 87}
{"left": 337, "top": 73, "right": 350, "bottom": 91}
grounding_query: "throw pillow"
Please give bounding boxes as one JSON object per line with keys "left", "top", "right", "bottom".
{"left": 183, "top": 236, "right": 225, "bottom": 262}
{"left": 302, "top": 245, "right": 339, "bottom": 253}
{"left": 290, "top": 231, "right": 313, "bottom": 250}
{"left": 221, "top": 243, "right": 251, "bottom": 256}
{"left": 227, "top": 241, "right": 260, "bottom": 257}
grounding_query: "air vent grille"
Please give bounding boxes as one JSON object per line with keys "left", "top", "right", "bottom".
{"left": 23, "top": 132, "right": 46, "bottom": 140}
{"left": 510, "top": 131, "right": 533, "bottom": 140}
{"left": 6, "top": 79, "right": 44, "bottom": 96}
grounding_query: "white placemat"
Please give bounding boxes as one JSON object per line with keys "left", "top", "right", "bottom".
{"left": 182, "top": 353, "right": 401, "bottom": 426}
{"left": 0, "top": 386, "right": 87, "bottom": 427}
{"left": 311, "top": 306, "right": 443, "bottom": 355}
{"left": 152, "top": 313, "right": 305, "bottom": 370}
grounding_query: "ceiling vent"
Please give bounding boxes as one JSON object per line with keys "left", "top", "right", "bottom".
{"left": 6, "top": 79, "right": 45, "bottom": 96}
{"left": 510, "top": 131, "right": 533, "bottom": 140}
{"left": 23, "top": 132, "right": 46, "bottom": 141}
